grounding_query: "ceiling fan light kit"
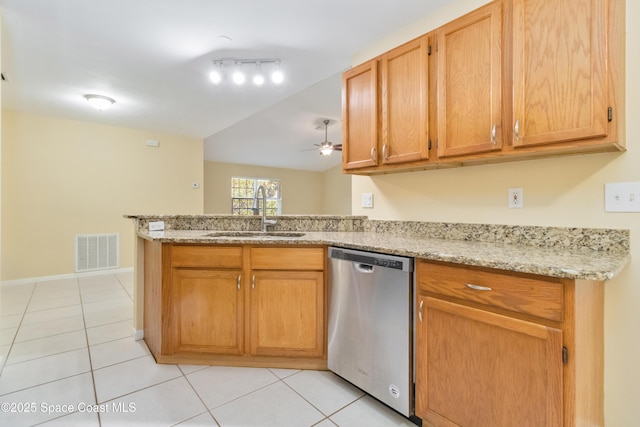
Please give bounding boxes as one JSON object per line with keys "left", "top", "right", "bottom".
{"left": 313, "top": 119, "right": 342, "bottom": 156}
{"left": 210, "top": 58, "right": 284, "bottom": 87}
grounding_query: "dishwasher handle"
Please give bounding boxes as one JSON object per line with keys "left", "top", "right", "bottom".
{"left": 354, "top": 263, "right": 374, "bottom": 273}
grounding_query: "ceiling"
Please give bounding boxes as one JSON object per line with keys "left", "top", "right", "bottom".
{"left": 0, "top": 0, "right": 447, "bottom": 171}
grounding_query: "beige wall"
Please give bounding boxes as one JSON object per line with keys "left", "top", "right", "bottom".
{"left": 204, "top": 161, "right": 351, "bottom": 215}
{"left": 1, "top": 111, "right": 203, "bottom": 281}
{"left": 322, "top": 165, "right": 352, "bottom": 215}
{"left": 351, "top": 0, "right": 638, "bottom": 424}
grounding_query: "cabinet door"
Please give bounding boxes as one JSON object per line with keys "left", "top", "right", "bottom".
{"left": 380, "top": 36, "right": 430, "bottom": 165}
{"left": 170, "top": 269, "right": 243, "bottom": 355}
{"left": 436, "top": 1, "right": 503, "bottom": 158}
{"left": 342, "top": 59, "right": 378, "bottom": 170}
{"left": 250, "top": 270, "right": 324, "bottom": 358}
{"left": 415, "top": 295, "right": 563, "bottom": 427}
{"left": 512, "top": 0, "right": 608, "bottom": 147}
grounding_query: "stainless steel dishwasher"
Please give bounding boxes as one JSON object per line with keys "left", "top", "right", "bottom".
{"left": 328, "top": 246, "right": 414, "bottom": 418}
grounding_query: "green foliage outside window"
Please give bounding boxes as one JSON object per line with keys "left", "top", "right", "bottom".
{"left": 231, "top": 177, "right": 281, "bottom": 216}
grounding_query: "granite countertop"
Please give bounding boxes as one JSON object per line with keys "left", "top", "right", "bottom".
{"left": 137, "top": 228, "right": 630, "bottom": 282}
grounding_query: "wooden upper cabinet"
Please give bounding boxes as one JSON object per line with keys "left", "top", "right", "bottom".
{"left": 381, "top": 35, "right": 430, "bottom": 164}
{"left": 342, "top": 59, "right": 378, "bottom": 170}
{"left": 436, "top": 1, "right": 503, "bottom": 158}
{"left": 512, "top": 0, "right": 609, "bottom": 148}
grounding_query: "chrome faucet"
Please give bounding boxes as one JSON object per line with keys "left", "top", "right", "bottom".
{"left": 252, "top": 185, "right": 277, "bottom": 232}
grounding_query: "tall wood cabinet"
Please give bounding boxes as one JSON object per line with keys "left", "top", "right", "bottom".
{"left": 143, "top": 241, "right": 327, "bottom": 369}
{"left": 342, "top": 59, "right": 378, "bottom": 170}
{"left": 380, "top": 36, "right": 430, "bottom": 165}
{"left": 415, "top": 260, "right": 605, "bottom": 427}
{"left": 436, "top": 1, "right": 503, "bottom": 158}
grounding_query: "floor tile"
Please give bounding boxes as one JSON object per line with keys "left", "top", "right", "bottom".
{"left": 313, "top": 420, "right": 338, "bottom": 427}
{"left": 89, "top": 336, "right": 150, "bottom": 369}
{"left": 1, "top": 313, "right": 24, "bottom": 329}
{"left": 93, "top": 354, "right": 182, "bottom": 403}
{"left": 82, "top": 297, "right": 133, "bottom": 328}
{"left": 269, "top": 367, "right": 301, "bottom": 379}
{"left": 14, "top": 315, "right": 85, "bottom": 343}
{"left": 187, "top": 366, "right": 278, "bottom": 409}
{"left": 0, "top": 372, "right": 95, "bottom": 427}
{"left": 6, "top": 329, "right": 87, "bottom": 365}
{"left": 173, "top": 411, "right": 219, "bottom": 426}
{"left": 212, "top": 381, "right": 325, "bottom": 427}
{"left": 36, "top": 409, "right": 100, "bottom": 426}
{"left": 31, "top": 281, "right": 79, "bottom": 302}
{"left": 330, "top": 395, "right": 417, "bottom": 427}
{"left": 26, "top": 294, "right": 81, "bottom": 312}
{"left": 99, "top": 377, "right": 207, "bottom": 427}
{"left": 178, "top": 364, "right": 210, "bottom": 375}
{"left": 0, "top": 327, "right": 17, "bottom": 346}
{"left": 21, "top": 304, "right": 83, "bottom": 326}
{"left": 80, "top": 287, "right": 130, "bottom": 303}
{"left": 86, "top": 319, "right": 133, "bottom": 346}
{"left": 284, "top": 370, "right": 364, "bottom": 415}
{"left": 0, "top": 348, "right": 91, "bottom": 395}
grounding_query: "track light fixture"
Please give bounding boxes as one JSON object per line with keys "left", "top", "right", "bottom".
{"left": 210, "top": 58, "right": 284, "bottom": 87}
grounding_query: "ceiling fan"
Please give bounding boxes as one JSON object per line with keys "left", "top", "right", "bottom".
{"left": 306, "top": 119, "right": 342, "bottom": 156}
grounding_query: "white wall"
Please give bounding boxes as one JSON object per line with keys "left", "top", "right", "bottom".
{"left": 350, "top": 0, "right": 638, "bottom": 424}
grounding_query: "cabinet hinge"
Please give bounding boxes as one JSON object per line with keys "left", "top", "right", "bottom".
{"left": 428, "top": 45, "right": 432, "bottom": 56}
{"left": 608, "top": 106, "right": 613, "bottom": 122}
{"left": 562, "top": 346, "right": 568, "bottom": 365}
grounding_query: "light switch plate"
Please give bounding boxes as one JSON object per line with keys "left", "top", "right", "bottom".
{"left": 361, "top": 193, "right": 373, "bottom": 208}
{"left": 508, "top": 188, "right": 523, "bottom": 208}
{"left": 605, "top": 182, "right": 640, "bottom": 212}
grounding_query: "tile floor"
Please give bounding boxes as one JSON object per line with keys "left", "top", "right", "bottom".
{"left": 0, "top": 271, "right": 417, "bottom": 426}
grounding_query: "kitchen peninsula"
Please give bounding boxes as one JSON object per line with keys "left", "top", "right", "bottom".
{"left": 128, "top": 214, "right": 629, "bottom": 426}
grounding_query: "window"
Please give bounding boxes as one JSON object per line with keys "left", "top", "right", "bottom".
{"left": 231, "top": 177, "right": 281, "bottom": 216}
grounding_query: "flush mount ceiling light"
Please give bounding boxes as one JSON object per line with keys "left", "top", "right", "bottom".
{"left": 83, "top": 94, "right": 115, "bottom": 111}
{"left": 210, "top": 58, "right": 284, "bottom": 87}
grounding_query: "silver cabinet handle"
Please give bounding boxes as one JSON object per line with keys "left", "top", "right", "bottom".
{"left": 382, "top": 144, "right": 388, "bottom": 160}
{"left": 466, "top": 283, "right": 492, "bottom": 291}
{"left": 492, "top": 124, "right": 497, "bottom": 145}
{"left": 252, "top": 275, "right": 255, "bottom": 289}
{"left": 237, "top": 275, "right": 241, "bottom": 290}
{"left": 370, "top": 147, "right": 376, "bottom": 162}
{"left": 514, "top": 120, "right": 520, "bottom": 143}
{"left": 418, "top": 300, "right": 424, "bottom": 323}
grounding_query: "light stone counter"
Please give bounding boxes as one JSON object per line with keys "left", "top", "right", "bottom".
{"left": 128, "top": 215, "right": 630, "bottom": 281}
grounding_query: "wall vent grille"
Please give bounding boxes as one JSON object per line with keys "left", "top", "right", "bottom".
{"left": 75, "top": 233, "right": 119, "bottom": 272}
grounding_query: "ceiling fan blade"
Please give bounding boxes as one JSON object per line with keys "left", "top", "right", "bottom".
{"left": 334, "top": 144, "right": 342, "bottom": 151}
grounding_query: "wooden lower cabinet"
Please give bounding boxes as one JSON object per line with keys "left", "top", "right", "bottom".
{"left": 143, "top": 242, "right": 327, "bottom": 369}
{"left": 250, "top": 270, "right": 324, "bottom": 357}
{"left": 169, "top": 268, "right": 243, "bottom": 355}
{"left": 415, "top": 260, "right": 604, "bottom": 427}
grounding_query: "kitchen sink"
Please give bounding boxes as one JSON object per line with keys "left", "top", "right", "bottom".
{"left": 203, "top": 231, "right": 306, "bottom": 239}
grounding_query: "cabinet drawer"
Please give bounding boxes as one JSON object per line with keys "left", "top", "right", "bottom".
{"left": 171, "top": 245, "right": 243, "bottom": 268}
{"left": 417, "top": 261, "right": 564, "bottom": 322}
{"left": 250, "top": 247, "right": 324, "bottom": 270}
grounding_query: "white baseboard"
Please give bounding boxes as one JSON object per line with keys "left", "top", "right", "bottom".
{"left": 133, "top": 328, "right": 144, "bottom": 341}
{"left": 1, "top": 267, "right": 134, "bottom": 287}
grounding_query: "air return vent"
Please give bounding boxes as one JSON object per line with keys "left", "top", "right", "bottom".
{"left": 75, "top": 233, "right": 119, "bottom": 272}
